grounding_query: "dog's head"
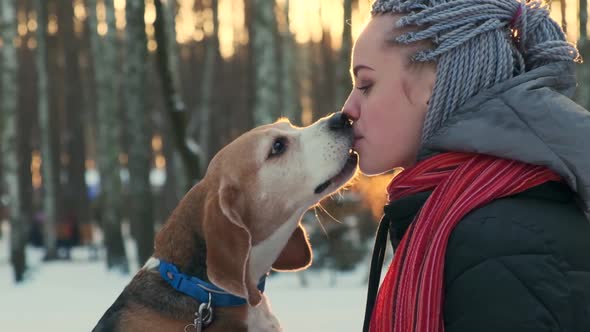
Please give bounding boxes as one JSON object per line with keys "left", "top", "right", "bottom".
{"left": 201, "top": 113, "right": 358, "bottom": 305}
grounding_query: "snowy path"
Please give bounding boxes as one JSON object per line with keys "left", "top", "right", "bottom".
{"left": 0, "top": 231, "right": 370, "bottom": 332}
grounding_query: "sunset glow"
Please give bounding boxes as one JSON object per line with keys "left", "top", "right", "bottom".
{"left": 175, "top": 0, "right": 196, "bottom": 44}
{"left": 5, "top": 1, "right": 583, "bottom": 57}
{"left": 322, "top": 0, "right": 345, "bottom": 49}
{"left": 97, "top": 0, "right": 108, "bottom": 36}
{"left": 115, "top": 0, "right": 127, "bottom": 31}
{"left": 32, "top": 151, "right": 42, "bottom": 189}
{"left": 48, "top": 14, "right": 59, "bottom": 36}
{"left": 2, "top": 1, "right": 587, "bottom": 245}
{"left": 549, "top": 0, "right": 582, "bottom": 42}
{"left": 218, "top": 0, "right": 247, "bottom": 58}
{"left": 146, "top": 0, "right": 157, "bottom": 51}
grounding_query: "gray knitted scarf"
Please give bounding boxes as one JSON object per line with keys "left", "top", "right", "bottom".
{"left": 371, "top": 0, "right": 580, "bottom": 142}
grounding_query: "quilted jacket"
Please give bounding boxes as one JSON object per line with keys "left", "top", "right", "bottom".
{"left": 384, "top": 61, "right": 590, "bottom": 331}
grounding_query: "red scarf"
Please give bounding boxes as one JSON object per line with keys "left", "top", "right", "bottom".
{"left": 369, "top": 152, "right": 561, "bottom": 332}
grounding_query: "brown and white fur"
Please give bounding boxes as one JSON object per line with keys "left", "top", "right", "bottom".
{"left": 93, "top": 114, "right": 357, "bottom": 331}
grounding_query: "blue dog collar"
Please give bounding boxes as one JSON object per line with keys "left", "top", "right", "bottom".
{"left": 158, "top": 259, "right": 266, "bottom": 307}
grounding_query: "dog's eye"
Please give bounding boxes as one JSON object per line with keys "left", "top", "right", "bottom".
{"left": 269, "top": 137, "right": 287, "bottom": 158}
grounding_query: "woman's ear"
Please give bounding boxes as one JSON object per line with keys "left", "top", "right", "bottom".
{"left": 420, "top": 61, "right": 437, "bottom": 107}
{"left": 404, "top": 57, "right": 437, "bottom": 109}
{"left": 272, "top": 225, "right": 312, "bottom": 271}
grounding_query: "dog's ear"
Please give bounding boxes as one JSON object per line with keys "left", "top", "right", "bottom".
{"left": 203, "top": 183, "right": 262, "bottom": 306}
{"left": 272, "top": 224, "right": 312, "bottom": 271}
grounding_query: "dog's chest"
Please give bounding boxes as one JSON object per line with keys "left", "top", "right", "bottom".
{"left": 246, "top": 295, "right": 282, "bottom": 332}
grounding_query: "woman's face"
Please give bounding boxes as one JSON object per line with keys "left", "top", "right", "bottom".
{"left": 342, "top": 15, "right": 436, "bottom": 175}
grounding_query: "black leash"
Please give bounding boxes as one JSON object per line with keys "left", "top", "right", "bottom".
{"left": 362, "top": 215, "right": 391, "bottom": 332}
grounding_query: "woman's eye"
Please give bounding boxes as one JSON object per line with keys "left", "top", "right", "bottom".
{"left": 269, "top": 137, "right": 287, "bottom": 157}
{"left": 357, "top": 84, "right": 372, "bottom": 95}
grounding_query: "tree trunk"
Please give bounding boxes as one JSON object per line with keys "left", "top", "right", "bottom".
{"left": 576, "top": 0, "right": 589, "bottom": 110}
{"left": 154, "top": 0, "right": 201, "bottom": 186}
{"left": 35, "top": 0, "right": 58, "bottom": 260}
{"left": 57, "top": 1, "right": 90, "bottom": 231}
{"left": 330, "top": 270, "right": 338, "bottom": 287}
{"left": 125, "top": 0, "right": 155, "bottom": 266}
{"left": 88, "top": 0, "right": 129, "bottom": 272}
{"left": 581, "top": 0, "right": 588, "bottom": 41}
{"left": 46, "top": 0, "right": 63, "bottom": 239}
{"left": 16, "top": 0, "right": 35, "bottom": 265}
{"left": 79, "top": 3, "right": 100, "bottom": 245}
{"left": 335, "top": 0, "right": 353, "bottom": 108}
{"left": 1, "top": 0, "right": 25, "bottom": 282}
{"left": 279, "top": 0, "right": 300, "bottom": 123}
{"left": 197, "top": 0, "right": 219, "bottom": 172}
{"left": 560, "top": 0, "right": 567, "bottom": 34}
{"left": 319, "top": 31, "right": 335, "bottom": 118}
{"left": 312, "top": 38, "right": 331, "bottom": 120}
{"left": 298, "top": 42, "right": 313, "bottom": 125}
{"left": 243, "top": 0, "right": 256, "bottom": 128}
{"left": 17, "top": 40, "right": 34, "bottom": 260}
{"left": 298, "top": 271, "right": 309, "bottom": 287}
{"left": 252, "top": 0, "right": 280, "bottom": 125}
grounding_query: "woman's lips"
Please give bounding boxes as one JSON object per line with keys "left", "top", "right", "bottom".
{"left": 353, "top": 137, "right": 363, "bottom": 149}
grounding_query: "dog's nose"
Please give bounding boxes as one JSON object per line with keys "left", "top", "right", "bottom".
{"left": 327, "top": 112, "right": 352, "bottom": 131}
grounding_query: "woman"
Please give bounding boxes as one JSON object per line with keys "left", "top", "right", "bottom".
{"left": 341, "top": 0, "right": 590, "bottom": 331}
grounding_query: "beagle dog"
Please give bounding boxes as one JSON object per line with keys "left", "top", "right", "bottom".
{"left": 93, "top": 113, "right": 358, "bottom": 332}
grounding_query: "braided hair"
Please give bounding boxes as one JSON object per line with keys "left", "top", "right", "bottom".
{"left": 371, "top": 0, "right": 580, "bottom": 141}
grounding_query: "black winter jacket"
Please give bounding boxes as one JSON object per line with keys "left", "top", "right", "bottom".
{"left": 366, "top": 62, "right": 590, "bottom": 331}
{"left": 384, "top": 181, "right": 590, "bottom": 331}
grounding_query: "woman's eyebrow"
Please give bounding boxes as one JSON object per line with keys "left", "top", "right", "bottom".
{"left": 352, "top": 64, "right": 375, "bottom": 77}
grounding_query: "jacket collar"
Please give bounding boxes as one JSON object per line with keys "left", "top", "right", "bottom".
{"left": 421, "top": 62, "right": 590, "bottom": 215}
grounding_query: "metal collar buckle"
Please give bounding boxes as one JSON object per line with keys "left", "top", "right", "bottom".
{"left": 185, "top": 293, "right": 214, "bottom": 332}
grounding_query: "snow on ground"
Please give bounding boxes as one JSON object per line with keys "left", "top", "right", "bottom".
{"left": 0, "top": 224, "right": 372, "bottom": 332}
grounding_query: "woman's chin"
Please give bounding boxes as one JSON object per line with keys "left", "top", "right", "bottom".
{"left": 358, "top": 160, "right": 391, "bottom": 176}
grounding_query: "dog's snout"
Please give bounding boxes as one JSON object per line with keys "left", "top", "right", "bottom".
{"left": 327, "top": 112, "right": 352, "bottom": 131}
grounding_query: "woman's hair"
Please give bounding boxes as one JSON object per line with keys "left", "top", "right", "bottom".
{"left": 371, "top": 0, "right": 580, "bottom": 141}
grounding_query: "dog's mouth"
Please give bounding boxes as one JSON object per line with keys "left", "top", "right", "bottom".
{"left": 314, "top": 150, "right": 358, "bottom": 195}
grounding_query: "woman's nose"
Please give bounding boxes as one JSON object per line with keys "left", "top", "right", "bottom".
{"left": 342, "top": 92, "right": 359, "bottom": 121}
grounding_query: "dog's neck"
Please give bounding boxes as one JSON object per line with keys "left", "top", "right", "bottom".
{"left": 153, "top": 183, "right": 209, "bottom": 281}
{"left": 123, "top": 182, "right": 296, "bottom": 331}
{"left": 248, "top": 208, "right": 306, "bottom": 282}
{"left": 129, "top": 183, "right": 217, "bottom": 322}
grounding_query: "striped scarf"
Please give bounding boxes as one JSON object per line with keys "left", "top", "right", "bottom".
{"left": 367, "top": 152, "right": 560, "bottom": 332}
